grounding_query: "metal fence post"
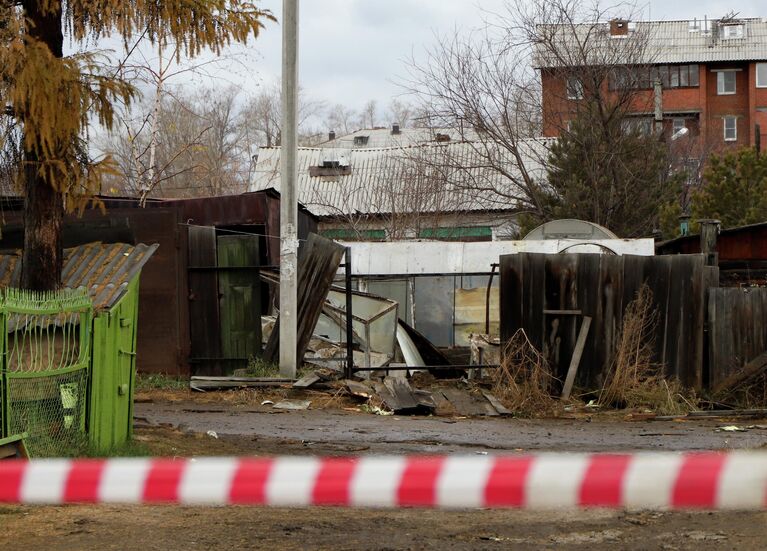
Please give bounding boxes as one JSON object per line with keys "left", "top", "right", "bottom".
{"left": 345, "top": 247, "right": 354, "bottom": 379}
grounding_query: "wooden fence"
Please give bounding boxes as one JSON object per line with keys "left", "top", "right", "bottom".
{"left": 500, "top": 253, "right": 717, "bottom": 390}
{"left": 707, "top": 288, "right": 767, "bottom": 389}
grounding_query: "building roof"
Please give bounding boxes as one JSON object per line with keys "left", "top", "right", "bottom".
{"left": 249, "top": 139, "right": 552, "bottom": 217}
{"left": 536, "top": 17, "right": 767, "bottom": 67}
{"left": 0, "top": 242, "right": 158, "bottom": 311}
{"left": 320, "top": 127, "right": 480, "bottom": 149}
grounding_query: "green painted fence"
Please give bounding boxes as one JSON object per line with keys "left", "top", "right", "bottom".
{"left": 0, "top": 276, "right": 143, "bottom": 456}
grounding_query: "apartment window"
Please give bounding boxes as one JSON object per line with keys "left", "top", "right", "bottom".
{"left": 757, "top": 63, "right": 767, "bottom": 88}
{"left": 717, "top": 71, "right": 737, "bottom": 95}
{"left": 566, "top": 77, "right": 583, "bottom": 99}
{"left": 672, "top": 118, "right": 686, "bottom": 135}
{"left": 622, "top": 118, "right": 653, "bottom": 136}
{"left": 610, "top": 64, "right": 699, "bottom": 90}
{"left": 720, "top": 24, "right": 744, "bottom": 40}
{"left": 723, "top": 116, "right": 737, "bottom": 141}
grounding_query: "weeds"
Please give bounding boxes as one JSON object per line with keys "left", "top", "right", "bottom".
{"left": 599, "top": 285, "right": 695, "bottom": 415}
{"left": 491, "top": 328, "right": 560, "bottom": 417}
{"left": 245, "top": 356, "right": 280, "bottom": 377}
{"left": 135, "top": 373, "right": 187, "bottom": 391}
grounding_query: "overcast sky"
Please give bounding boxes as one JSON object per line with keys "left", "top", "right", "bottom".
{"left": 95, "top": 1, "right": 764, "bottom": 125}
{"left": 210, "top": 0, "right": 764, "bottom": 115}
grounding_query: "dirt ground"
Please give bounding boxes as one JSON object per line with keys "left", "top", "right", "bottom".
{"left": 4, "top": 387, "right": 767, "bottom": 550}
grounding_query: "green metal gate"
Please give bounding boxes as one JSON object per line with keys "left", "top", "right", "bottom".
{"left": 0, "top": 288, "right": 92, "bottom": 456}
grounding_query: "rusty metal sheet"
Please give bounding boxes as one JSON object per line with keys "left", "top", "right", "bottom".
{"left": 0, "top": 242, "right": 158, "bottom": 311}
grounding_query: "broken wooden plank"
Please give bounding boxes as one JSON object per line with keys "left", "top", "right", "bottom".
{"left": 712, "top": 351, "right": 767, "bottom": 396}
{"left": 561, "top": 316, "right": 592, "bottom": 401}
{"left": 293, "top": 372, "right": 322, "bottom": 388}
{"left": 191, "top": 376, "right": 294, "bottom": 383}
{"left": 264, "top": 234, "right": 346, "bottom": 364}
{"left": 482, "top": 391, "right": 512, "bottom": 415}
{"left": 189, "top": 376, "right": 293, "bottom": 391}
{"left": 440, "top": 387, "right": 498, "bottom": 416}
{"left": 0, "top": 433, "right": 29, "bottom": 460}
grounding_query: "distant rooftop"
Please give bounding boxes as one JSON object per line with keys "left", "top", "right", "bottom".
{"left": 535, "top": 16, "right": 767, "bottom": 67}
{"left": 320, "top": 125, "right": 480, "bottom": 149}
{"left": 249, "top": 138, "right": 553, "bottom": 217}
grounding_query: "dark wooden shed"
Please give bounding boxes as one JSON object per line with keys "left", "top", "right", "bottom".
{"left": 0, "top": 190, "right": 318, "bottom": 376}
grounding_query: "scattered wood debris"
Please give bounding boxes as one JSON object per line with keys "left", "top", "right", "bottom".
{"left": 190, "top": 376, "right": 293, "bottom": 391}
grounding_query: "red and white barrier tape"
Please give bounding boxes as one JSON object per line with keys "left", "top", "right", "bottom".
{"left": 1, "top": 452, "right": 766, "bottom": 509}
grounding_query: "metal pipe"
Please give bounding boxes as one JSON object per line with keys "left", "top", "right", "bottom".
{"left": 279, "top": 0, "right": 299, "bottom": 378}
{"left": 485, "top": 264, "right": 496, "bottom": 335}
{"left": 345, "top": 247, "right": 354, "bottom": 379}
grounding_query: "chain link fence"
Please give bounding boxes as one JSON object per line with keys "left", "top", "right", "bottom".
{"left": 0, "top": 289, "right": 92, "bottom": 457}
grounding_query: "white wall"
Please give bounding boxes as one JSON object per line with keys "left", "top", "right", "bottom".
{"left": 338, "top": 239, "right": 655, "bottom": 276}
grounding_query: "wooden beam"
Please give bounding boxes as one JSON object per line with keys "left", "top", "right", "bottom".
{"left": 561, "top": 316, "right": 592, "bottom": 401}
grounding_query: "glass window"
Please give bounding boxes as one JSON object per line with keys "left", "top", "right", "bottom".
{"left": 670, "top": 66, "right": 680, "bottom": 87}
{"left": 679, "top": 65, "right": 689, "bottom": 87}
{"left": 673, "top": 118, "right": 686, "bottom": 134}
{"left": 567, "top": 77, "right": 583, "bottom": 99}
{"left": 724, "top": 116, "right": 737, "bottom": 141}
{"left": 721, "top": 24, "right": 744, "bottom": 40}
{"left": 717, "top": 71, "right": 736, "bottom": 94}
{"left": 657, "top": 65, "right": 670, "bottom": 88}
{"left": 757, "top": 63, "right": 767, "bottom": 88}
{"left": 689, "top": 65, "right": 699, "bottom": 86}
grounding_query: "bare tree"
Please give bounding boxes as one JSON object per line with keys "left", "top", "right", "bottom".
{"left": 325, "top": 103, "right": 357, "bottom": 135}
{"left": 0, "top": 115, "right": 21, "bottom": 197}
{"left": 386, "top": 99, "right": 415, "bottom": 128}
{"left": 358, "top": 99, "right": 379, "bottom": 129}
{"left": 105, "top": 86, "right": 249, "bottom": 199}
{"left": 403, "top": 0, "right": 689, "bottom": 236}
{"left": 240, "top": 83, "right": 326, "bottom": 148}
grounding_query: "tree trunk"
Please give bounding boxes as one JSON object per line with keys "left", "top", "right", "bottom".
{"left": 21, "top": 1, "right": 65, "bottom": 291}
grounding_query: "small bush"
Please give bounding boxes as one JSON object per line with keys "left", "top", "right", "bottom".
{"left": 491, "top": 329, "right": 560, "bottom": 417}
{"left": 599, "top": 285, "right": 695, "bottom": 415}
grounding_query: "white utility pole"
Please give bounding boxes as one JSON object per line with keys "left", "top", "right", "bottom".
{"left": 279, "top": 0, "right": 299, "bottom": 378}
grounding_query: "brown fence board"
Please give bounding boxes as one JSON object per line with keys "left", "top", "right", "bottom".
{"left": 707, "top": 288, "right": 767, "bottom": 388}
{"left": 187, "top": 225, "right": 222, "bottom": 373}
{"left": 500, "top": 253, "right": 710, "bottom": 390}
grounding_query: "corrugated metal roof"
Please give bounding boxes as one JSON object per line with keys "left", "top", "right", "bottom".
{"left": 0, "top": 242, "right": 158, "bottom": 311}
{"left": 320, "top": 127, "right": 481, "bottom": 149}
{"left": 536, "top": 17, "right": 767, "bottom": 66}
{"left": 249, "top": 139, "right": 552, "bottom": 217}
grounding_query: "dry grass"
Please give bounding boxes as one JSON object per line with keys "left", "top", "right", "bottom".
{"left": 599, "top": 285, "right": 695, "bottom": 415}
{"left": 490, "top": 328, "right": 560, "bottom": 417}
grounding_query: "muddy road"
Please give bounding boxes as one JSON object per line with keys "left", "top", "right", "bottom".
{"left": 5, "top": 395, "right": 767, "bottom": 550}
{"left": 135, "top": 399, "right": 767, "bottom": 454}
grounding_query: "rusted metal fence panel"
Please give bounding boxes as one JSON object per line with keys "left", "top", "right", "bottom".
{"left": 707, "top": 288, "right": 767, "bottom": 389}
{"left": 500, "top": 253, "right": 709, "bottom": 390}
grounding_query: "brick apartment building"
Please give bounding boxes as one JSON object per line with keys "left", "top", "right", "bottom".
{"left": 538, "top": 17, "right": 767, "bottom": 155}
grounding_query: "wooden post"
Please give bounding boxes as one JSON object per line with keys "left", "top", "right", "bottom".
{"left": 699, "top": 219, "right": 720, "bottom": 267}
{"left": 561, "top": 316, "right": 591, "bottom": 401}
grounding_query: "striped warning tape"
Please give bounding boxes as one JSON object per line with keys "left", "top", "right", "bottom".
{"left": 1, "top": 452, "right": 766, "bottom": 509}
